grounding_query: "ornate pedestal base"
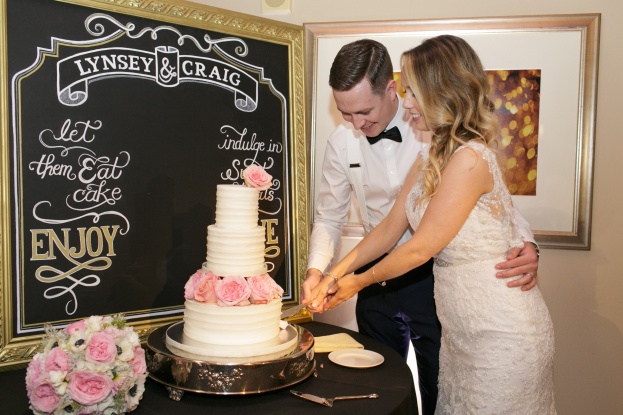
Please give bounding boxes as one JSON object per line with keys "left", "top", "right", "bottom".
{"left": 146, "top": 322, "right": 315, "bottom": 398}
{"left": 165, "top": 385, "right": 185, "bottom": 401}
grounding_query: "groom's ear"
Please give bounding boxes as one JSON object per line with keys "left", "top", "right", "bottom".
{"left": 386, "top": 79, "right": 397, "bottom": 97}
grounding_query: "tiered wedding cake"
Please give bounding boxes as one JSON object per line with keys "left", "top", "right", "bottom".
{"left": 166, "top": 166, "right": 296, "bottom": 358}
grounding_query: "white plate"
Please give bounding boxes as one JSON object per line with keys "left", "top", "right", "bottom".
{"left": 328, "top": 348, "right": 384, "bottom": 368}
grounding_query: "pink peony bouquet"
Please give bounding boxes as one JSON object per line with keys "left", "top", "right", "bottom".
{"left": 25, "top": 315, "right": 146, "bottom": 415}
{"left": 242, "top": 164, "right": 272, "bottom": 191}
{"left": 184, "top": 269, "right": 283, "bottom": 306}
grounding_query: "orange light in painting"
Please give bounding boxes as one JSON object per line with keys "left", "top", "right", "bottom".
{"left": 394, "top": 70, "right": 541, "bottom": 196}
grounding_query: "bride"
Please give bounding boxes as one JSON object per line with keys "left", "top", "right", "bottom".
{"left": 307, "top": 34, "right": 556, "bottom": 414}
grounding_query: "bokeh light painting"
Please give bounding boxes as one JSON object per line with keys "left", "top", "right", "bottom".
{"left": 396, "top": 69, "right": 541, "bottom": 196}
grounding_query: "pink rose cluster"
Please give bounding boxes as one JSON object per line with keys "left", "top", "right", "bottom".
{"left": 25, "top": 315, "right": 146, "bottom": 415}
{"left": 242, "top": 164, "right": 273, "bottom": 191}
{"left": 184, "top": 269, "right": 283, "bottom": 306}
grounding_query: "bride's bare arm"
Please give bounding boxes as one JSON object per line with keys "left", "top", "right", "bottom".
{"left": 319, "top": 147, "right": 494, "bottom": 310}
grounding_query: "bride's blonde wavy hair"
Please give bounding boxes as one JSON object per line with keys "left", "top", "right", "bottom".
{"left": 401, "top": 35, "right": 499, "bottom": 202}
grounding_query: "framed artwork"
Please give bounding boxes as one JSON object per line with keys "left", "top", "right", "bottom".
{"left": 305, "top": 14, "right": 600, "bottom": 250}
{"left": 0, "top": 0, "right": 308, "bottom": 370}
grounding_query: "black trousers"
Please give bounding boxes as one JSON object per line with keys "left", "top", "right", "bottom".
{"left": 356, "top": 257, "right": 440, "bottom": 415}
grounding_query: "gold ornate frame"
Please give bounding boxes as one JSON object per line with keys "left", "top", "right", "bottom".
{"left": 305, "top": 14, "right": 600, "bottom": 250}
{"left": 0, "top": 0, "right": 308, "bottom": 370}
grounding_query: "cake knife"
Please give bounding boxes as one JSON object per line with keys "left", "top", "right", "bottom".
{"left": 290, "top": 390, "right": 379, "bottom": 407}
{"left": 280, "top": 303, "right": 306, "bottom": 319}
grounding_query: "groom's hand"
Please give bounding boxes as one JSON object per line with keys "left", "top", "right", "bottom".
{"left": 495, "top": 242, "right": 539, "bottom": 291}
{"left": 301, "top": 268, "right": 323, "bottom": 306}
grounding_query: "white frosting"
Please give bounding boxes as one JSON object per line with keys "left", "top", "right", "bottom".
{"left": 214, "top": 185, "right": 259, "bottom": 229}
{"left": 205, "top": 226, "right": 267, "bottom": 276}
{"left": 168, "top": 322, "right": 298, "bottom": 360}
{"left": 183, "top": 299, "right": 282, "bottom": 346}
{"left": 205, "top": 185, "right": 268, "bottom": 276}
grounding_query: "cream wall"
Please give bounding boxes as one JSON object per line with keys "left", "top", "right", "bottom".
{"left": 191, "top": 1, "right": 623, "bottom": 414}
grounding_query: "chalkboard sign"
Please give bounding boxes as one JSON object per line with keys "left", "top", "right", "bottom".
{"left": 0, "top": 0, "right": 308, "bottom": 369}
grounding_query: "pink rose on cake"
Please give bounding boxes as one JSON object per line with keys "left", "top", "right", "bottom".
{"left": 268, "top": 275, "right": 284, "bottom": 298}
{"left": 248, "top": 274, "right": 284, "bottom": 303}
{"left": 215, "top": 275, "right": 252, "bottom": 306}
{"left": 243, "top": 164, "right": 272, "bottom": 191}
{"left": 247, "top": 274, "right": 273, "bottom": 303}
{"left": 184, "top": 269, "right": 204, "bottom": 300}
{"left": 194, "top": 271, "right": 219, "bottom": 303}
{"left": 185, "top": 269, "right": 219, "bottom": 303}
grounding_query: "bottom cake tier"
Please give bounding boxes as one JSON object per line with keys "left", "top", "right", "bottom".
{"left": 166, "top": 319, "right": 299, "bottom": 360}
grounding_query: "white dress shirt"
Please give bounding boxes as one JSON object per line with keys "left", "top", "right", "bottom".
{"left": 307, "top": 96, "right": 535, "bottom": 273}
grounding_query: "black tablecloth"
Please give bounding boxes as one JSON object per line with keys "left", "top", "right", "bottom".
{"left": 0, "top": 321, "right": 417, "bottom": 415}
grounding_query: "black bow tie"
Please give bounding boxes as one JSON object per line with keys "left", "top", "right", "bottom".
{"left": 366, "top": 126, "right": 402, "bottom": 145}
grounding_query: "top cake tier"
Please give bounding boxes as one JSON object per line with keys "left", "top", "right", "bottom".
{"left": 214, "top": 184, "right": 260, "bottom": 229}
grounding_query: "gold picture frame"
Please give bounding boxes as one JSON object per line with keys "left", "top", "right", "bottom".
{"left": 305, "top": 14, "right": 600, "bottom": 250}
{"left": 0, "top": 0, "right": 308, "bottom": 370}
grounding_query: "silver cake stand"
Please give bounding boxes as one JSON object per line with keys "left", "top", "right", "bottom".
{"left": 145, "top": 322, "right": 316, "bottom": 400}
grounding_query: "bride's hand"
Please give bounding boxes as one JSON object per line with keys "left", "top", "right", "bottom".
{"left": 307, "top": 274, "right": 338, "bottom": 313}
{"left": 320, "top": 273, "right": 362, "bottom": 311}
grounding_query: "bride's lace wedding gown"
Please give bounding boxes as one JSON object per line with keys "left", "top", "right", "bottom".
{"left": 406, "top": 142, "right": 556, "bottom": 414}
